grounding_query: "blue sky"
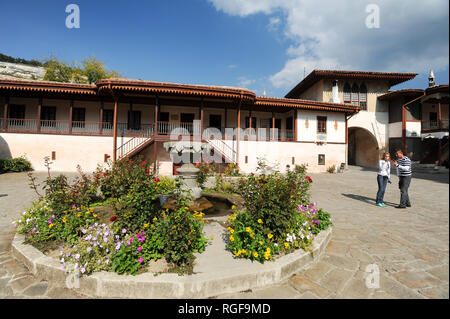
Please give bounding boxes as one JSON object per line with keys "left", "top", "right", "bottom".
{"left": 1, "top": 0, "right": 448, "bottom": 97}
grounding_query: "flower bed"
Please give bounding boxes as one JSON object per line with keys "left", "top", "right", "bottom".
{"left": 14, "top": 158, "right": 207, "bottom": 276}
{"left": 225, "top": 165, "right": 332, "bottom": 263}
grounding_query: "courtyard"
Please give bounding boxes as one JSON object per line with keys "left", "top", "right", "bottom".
{"left": 0, "top": 167, "right": 448, "bottom": 299}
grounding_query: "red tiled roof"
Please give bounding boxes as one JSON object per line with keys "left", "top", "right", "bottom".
{"left": 255, "top": 96, "right": 359, "bottom": 113}
{"left": 0, "top": 78, "right": 96, "bottom": 95}
{"left": 285, "top": 69, "right": 417, "bottom": 98}
{"left": 377, "top": 89, "right": 424, "bottom": 101}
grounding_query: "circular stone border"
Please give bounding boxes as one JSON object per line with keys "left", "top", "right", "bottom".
{"left": 11, "top": 227, "right": 332, "bottom": 298}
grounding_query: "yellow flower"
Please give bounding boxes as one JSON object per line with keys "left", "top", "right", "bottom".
{"left": 245, "top": 227, "right": 251, "bottom": 233}
{"left": 257, "top": 219, "right": 263, "bottom": 224}
{"left": 259, "top": 241, "right": 263, "bottom": 246}
{"left": 153, "top": 217, "right": 158, "bottom": 222}
{"left": 267, "top": 234, "right": 273, "bottom": 239}
{"left": 250, "top": 233, "right": 254, "bottom": 239}
{"left": 264, "top": 252, "right": 271, "bottom": 260}
{"left": 266, "top": 247, "right": 271, "bottom": 253}
{"left": 77, "top": 213, "right": 81, "bottom": 217}
{"left": 231, "top": 216, "right": 236, "bottom": 221}
{"left": 231, "top": 205, "right": 236, "bottom": 210}
{"left": 230, "top": 229, "right": 235, "bottom": 234}
{"left": 62, "top": 217, "right": 66, "bottom": 223}
{"left": 85, "top": 211, "right": 90, "bottom": 215}
{"left": 144, "top": 223, "right": 149, "bottom": 228}
{"left": 284, "top": 242, "right": 289, "bottom": 249}
{"left": 229, "top": 235, "right": 235, "bottom": 242}
{"left": 93, "top": 214, "right": 97, "bottom": 218}
{"left": 253, "top": 252, "right": 258, "bottom": 258}
{"left": 48, "top": 223, "right": 55, "bottom": 229}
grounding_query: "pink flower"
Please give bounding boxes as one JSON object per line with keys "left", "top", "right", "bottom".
{"left": 137, "top": 247, "right": 142, "bottom": 252}
{"left": 138, "top": 257, "right": 143, "bottom": 264}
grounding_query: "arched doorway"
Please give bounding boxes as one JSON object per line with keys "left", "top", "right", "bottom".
{"left": 348, "top": 127, "right": 379, "bottom": 167}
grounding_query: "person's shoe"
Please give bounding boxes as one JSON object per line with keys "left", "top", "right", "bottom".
{"left": 406, "top": 204, "right": 411, "bottom": 207}
{"left": 395, "top": 205, "right": 406, "bottom": 209}
{"left": 376, "top": 203, "right": 383, "bottom": 207}
{"left": 380, "top": 203, "right": 387, "bottom": 207}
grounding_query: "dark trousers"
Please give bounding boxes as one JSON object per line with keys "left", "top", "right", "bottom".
{"left": 398, "top": 175, "right": 412, "bottom": 207}
{"left": 376, "top": 175, "right": 388, "bottom": 204}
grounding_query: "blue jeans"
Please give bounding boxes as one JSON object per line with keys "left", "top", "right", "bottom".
{"left": 376, "top": 175, "right": 388, "bottom": 204}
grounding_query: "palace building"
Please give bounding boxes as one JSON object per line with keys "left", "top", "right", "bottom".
{"left": 0, "top": 70, "right": 447, "bottom": 174}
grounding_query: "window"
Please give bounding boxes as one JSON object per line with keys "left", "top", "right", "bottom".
{"left": 429, "top": 112, "right": 438, "bottom": 127}
{"left": 317, "top": 116, "right": 327, "bottom": 134}
{"left": 72, "top": 108, "right": 85, "bottom": 128}
{"left": 318, "top": 154, "right": 325, "bottom": 165}
{"left": 245, "top": 116, "right": 256, "bottom": 128}
{"left": 41, "top": 106, "right": 56, "bottom": 127}
{"left": 159, "top": 112, "right": 169, "bottom": 122}
{"left": 351, "top": 83, "right": 359, "bottom": 106}
{"left": 102, "top": 109, "right": 114, "bottom": 129}
{"left": 343, "top": 83, "right": 351, "bottom": 104}
{"left": 127, "top": 110, "right": 141, "bottom": 130}
{"left": 209, "top": 114, "right": 222, "bottom": 129}
{"left": 359, "top": 83, "right": 367, "bottom": 110}
{"left": 8, "top": 104, "right": 25, "bottom": 126}
{"left": 9, "top": 104, "right": 25, "bottom": 119}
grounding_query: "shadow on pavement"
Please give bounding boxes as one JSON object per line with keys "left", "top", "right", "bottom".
{"left": 342, "top": 193, "right": 398, "bottom": 207}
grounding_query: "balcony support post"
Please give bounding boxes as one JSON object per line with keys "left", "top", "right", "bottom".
{"left": 3, "top": 96, "right": 8, "bottom": 132}
{"left": 99, "top": 100, "right": 104, "bottom": 135}
{"left": 69, "top": 100, "right": 73, "bottom": 135}
{"left": 37, "top": 97, "right": 42, "bottom": 132}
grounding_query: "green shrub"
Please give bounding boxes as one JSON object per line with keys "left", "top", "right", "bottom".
{"left": 223, "top": 163, "right": 240, "bottom": 176}
{"left": 196, "top": 163, "right": 215, "bottom": 188}
{"left": 0, "top": 156, "right": 32, "bottom": 173}
{"left": 60, "top": 223, "right": 119, "bottom": 275}
{"left": 98, "top": 158, "right": 154, "bottom": 199}
{"left": 15, "top": 202, "right": 98, "bottom": 247}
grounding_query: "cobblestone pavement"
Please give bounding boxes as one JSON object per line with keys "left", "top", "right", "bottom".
{"left": 0, "top": 168, "right": 448, "bottom": 299}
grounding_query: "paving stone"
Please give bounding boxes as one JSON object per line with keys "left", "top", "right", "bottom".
{"left": 301, "top": 261, "right": 335, "bottom": 282}
{"left": 318, "top": 268, "right": 354, "bottom": 293}
{"left": 289, "top": 274, "right": 330, "bottom": 298}
{"left": 245, "top": 284, "right": 301, "bottom": 299}
{"left": 325, "top": 241, "right": 350, "bottom": 255}
{"left": 1, "top": 259, "right": 29, "bottom": 277}
{"left": 6, "top": 275, "right": 35, "bottom": 294}
{"left": 391, "top": 271, "right": 443, "bottom": 289}
{"left": 297, "top": 291, "right": 320, "bottom": 299}
{"left": 45, "top": 286, "right": 90, "bottom": 299}
{"left": 379, "top": 275, "right": 425, "bottom": 299}
{"left": 322, "top": 253, "right": 359, "bottom": 271}
{"left": 426, "top": 265, "right": 449, "bottom": 282}
{"left": 22, "top": 282, "right": 49, "bottom": 297}
{"left": 418, "top": 286, "right": 449, "bottom": 299}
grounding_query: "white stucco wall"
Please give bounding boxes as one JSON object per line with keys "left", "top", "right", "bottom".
{"left": 348, "top": 111, "right": 389, "bottom": 149}
{"left": 405, "top": 121, "right": 421, "bottom": 137}
{"left": 0, "top": 133, "right": 133, "bottom": 172}
{"left": 296, "top": 110, "right": 345, "bottom": 143}
{"left": 389, "top": 122, "right": 402, "bottom": 138}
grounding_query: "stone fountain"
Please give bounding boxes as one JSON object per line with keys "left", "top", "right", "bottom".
{"left": 176, "top": 163, "right": 202, "bottom": 200}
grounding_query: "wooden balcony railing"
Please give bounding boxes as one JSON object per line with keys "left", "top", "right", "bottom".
{"left": 1, "top": 118, "right": 297, "bottom": 142}
{"left": 0, "top": 118, "right": 153, "bottom": 137}
{"left": 422, "top": 120, "right": 449, "bottom": 132}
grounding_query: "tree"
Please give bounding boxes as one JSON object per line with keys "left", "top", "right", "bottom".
{"left": 81, "top": 56, "right": 119, "bottom": 84}
{"left": 42, "top": 56, "right": 119, "bottom": 84}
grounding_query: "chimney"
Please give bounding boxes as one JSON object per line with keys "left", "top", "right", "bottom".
{"left": 332, "top": 80, "right": 340, "bottom": 103}
{"left": 428, "top": 70, "right": 435, "bottom": 87}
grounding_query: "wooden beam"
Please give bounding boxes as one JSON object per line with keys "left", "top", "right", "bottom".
{"left": 294, "top": 110, "right": 298, "bottom": 142}
{"left": 237, "top": 98, "right": 241, "bottom": 164}
{"left": 99, "top": 100, "right": 104, "bottom": 135}
{"left": 249, "top": 108, "right": 252, "bottom": 136}
{"left": 113, "top": 95, "right": 119, "bottom": 163}
{"left": 438, "top": 102, "right": 442, "bottom": 128}
{"left": 68, "top": 100, "right": 73, "bottom": 135}
{"left": 271, "top": 112, "right": 275, "bottom": 140}
{"left": 401, "top": 103, "right": 406, "bottom": 153}
{"left": 37, "top": 97, "right": 42, "bottom": 132}
{"left": 2, "top": 96, "right": 8, "bottom": 131}
{"left": 154, "top": 96, "right": 159, "bottom": 135}
{"left": 153, "top": 141, "right": 157, "bottom": 173}
{"left": 200, "top": 99, "right": 204, "bottom": 139}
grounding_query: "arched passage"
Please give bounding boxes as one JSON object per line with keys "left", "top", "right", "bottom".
{"left": 348, "top": 127, "right": 379, "bottom": 167}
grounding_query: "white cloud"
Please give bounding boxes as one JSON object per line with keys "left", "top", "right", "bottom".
{"left": 237, "top": 76, "right": 255, "bottom": 88}
{"left": 267, "top": 16, "right": 281, "bottom": 31}
{"left": 208, "top": 0, "right": 449, "bottom": 89}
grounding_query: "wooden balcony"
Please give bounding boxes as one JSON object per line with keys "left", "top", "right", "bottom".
{"left": 422, "top": 120, "right": 449, "bottom": 133}
{"left": 1, "top": 118, "right": 297, "bottom": 142}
